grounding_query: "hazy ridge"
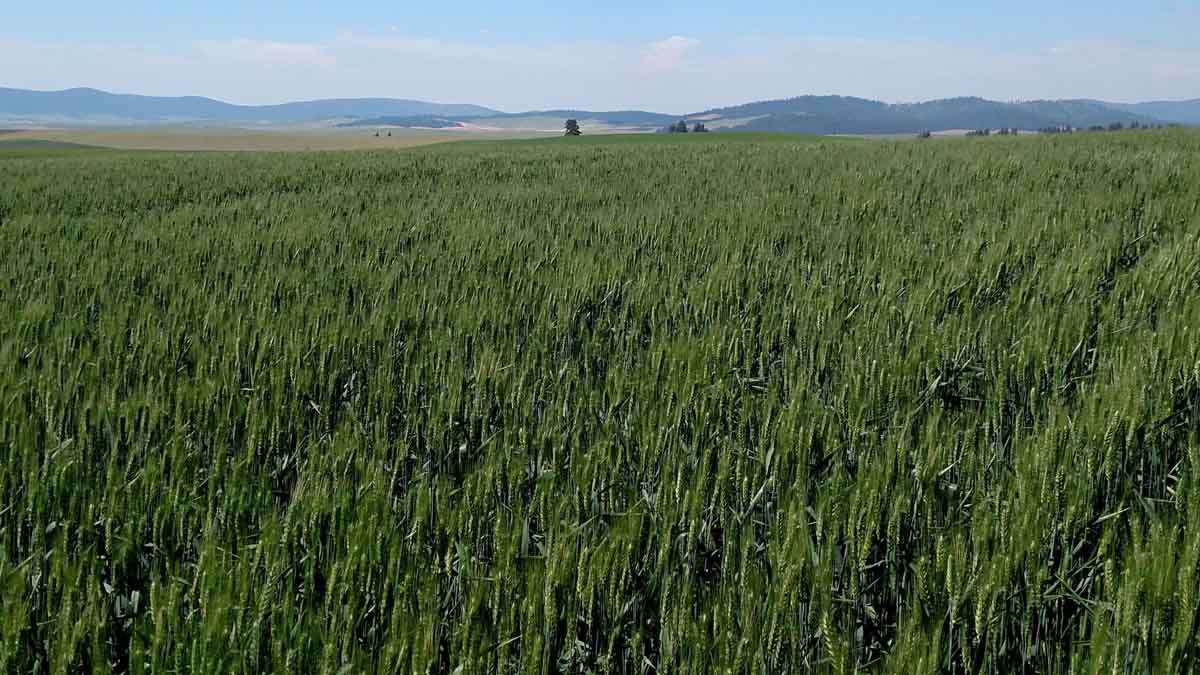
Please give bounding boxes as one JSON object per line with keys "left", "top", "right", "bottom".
{"left": 2, "top": 86, "right": 1197, "bottom": 133}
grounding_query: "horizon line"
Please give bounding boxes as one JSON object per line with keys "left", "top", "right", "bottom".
{"left": 3, "top": 84, "right": 1198, "bottom": 115}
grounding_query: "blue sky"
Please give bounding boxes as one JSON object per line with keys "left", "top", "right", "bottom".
{"left": 3, "top": 1, "right": 1199, "bottom": 111}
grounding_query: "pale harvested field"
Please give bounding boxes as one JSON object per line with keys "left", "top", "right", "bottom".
{"left": 1, "top": 128, "right": 471, "bottom": 151}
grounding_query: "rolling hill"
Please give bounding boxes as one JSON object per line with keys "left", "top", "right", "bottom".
{"left": 0, "top": 87, "right": 500, "bottom": 124}
{"left": 338, "top": 115, "right": 466, "bottom": 129}
{"left": 340, "top": 109, "right": 677, "bottom": 131}
{"left": 692, "top": 95, "right": 1166, "bottom": 134}
{"left": 2, "top": 86, "right": 1196, "bottom": 133}
{"left": 1094, "top": 99, "right": 1200, "bottom": 126}
{"left": 498, "top": 110, "right": 677, "bottom": 127}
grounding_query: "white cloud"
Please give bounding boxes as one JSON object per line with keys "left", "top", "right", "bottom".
{"left": 643, "top": 36, "right": 701, "bottom": 72}
{"left": 1, "top": 33, "right": 1198, "bottom": 112}
{"left": 194, "top": 39, "right": 333, "bottom": 67}
{"left": 709, "top": 36, "right": 1200, "bottom": 105}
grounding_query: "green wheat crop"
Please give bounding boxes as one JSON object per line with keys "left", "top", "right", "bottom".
{"left": 2, "top": 131, "right": 1200, "bottom": 673}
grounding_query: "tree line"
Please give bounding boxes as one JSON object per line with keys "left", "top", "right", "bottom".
{"left": 563, "top": 118, "right": 712, "bottom": 137}
{"left": 660, "top": 121, "right": 709, "bottom": 134}
{"left": 923, "top": 122, "right": 1177, "bottom": 139}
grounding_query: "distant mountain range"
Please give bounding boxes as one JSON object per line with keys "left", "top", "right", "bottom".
{"left": 339, "top": 109, "right": 677, "bottom": 130}
{"left": 1095, "top": 99, "right": 1200, "bottom": 126}
{"left": 2, "top": 87, "right": 1197, "bottom": 133}
{"left": 692, "top": 96, "right": 1172, "bottom": 134}
{"left": 0, "top": 87, "right": 498, "bottom": 124}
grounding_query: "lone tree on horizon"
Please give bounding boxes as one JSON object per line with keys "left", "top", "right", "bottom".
{"left": 564, "top": 119, "right": 582, "bottom": 136}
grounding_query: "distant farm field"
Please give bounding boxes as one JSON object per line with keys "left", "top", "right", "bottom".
{"left": 2, "top": 132, "right": 1200, "bottom": 673}
{"left": 0, "top": 127, "right": 470, "bottom": 152}
{"left": 0, "top": 139, "right": 109, "bottom": 159}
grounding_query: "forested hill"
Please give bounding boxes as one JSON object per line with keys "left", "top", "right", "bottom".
{"left": 3, "top": 86, "right": 1198, "bottom": 132}
{"left": 693, "top": 95, "right": 1172, "bottom": 134}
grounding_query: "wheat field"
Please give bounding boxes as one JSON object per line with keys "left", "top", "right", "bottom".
{"left": 2, "top": 131, "right": 1200, "bottom": 673}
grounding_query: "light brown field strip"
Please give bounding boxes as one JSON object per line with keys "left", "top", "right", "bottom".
{"left": 1, "top": 128, "right": 470, "bottom": 151}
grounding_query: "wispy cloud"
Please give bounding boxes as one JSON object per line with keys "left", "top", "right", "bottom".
{"left": 711, "top": 35, "right": 1200, "bottom": 104}
{"left": 194, "top": 39, "right": 333, "bottom": 67}
{"left": 643, "top": 36, "right": 701, "bottom": 72}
